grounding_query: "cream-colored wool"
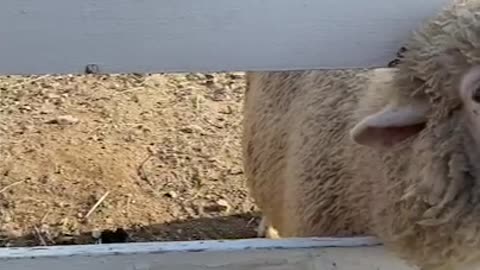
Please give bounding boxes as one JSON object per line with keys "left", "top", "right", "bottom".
{"left": 243, "top": 1, "right": 480, "bottom": 269}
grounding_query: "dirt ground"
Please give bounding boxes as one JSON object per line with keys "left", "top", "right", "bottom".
{"left": 0, "top": 72, "right": 261, "bottom": 247}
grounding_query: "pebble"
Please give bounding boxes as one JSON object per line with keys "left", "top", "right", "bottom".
{"left": 211, "top": 88, "right": 229, "bottom": 101}
{"left": 46, "top": 115, "right": 79, "bottom": 125}
{"left": 164, "top": 191, "right": 178, "bottom": 198}
{"left": 202, "top": 199, "right": 231, "bottom": 213}
{"left": 216, "top": 199, "right": 231, "bottom": 213}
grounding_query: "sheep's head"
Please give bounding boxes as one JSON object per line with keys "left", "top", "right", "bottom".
{"left": 349, "top": 65, "right": 480, "bottom": 150}
{"left": 348, "top": 66, "right": 480, "bottom": 270}
{"left": 349, "top": 0, "right": 480, "bottom": 148}
{"left": 348, "top": 1, "right": 480, "bottom": 264}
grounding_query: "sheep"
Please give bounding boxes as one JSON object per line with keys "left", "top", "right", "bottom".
{"left": 243, "top": 67, "right": 401, "bottom": 237}
{"left": 242, "top": 1, "right": 480, "bottom": 269}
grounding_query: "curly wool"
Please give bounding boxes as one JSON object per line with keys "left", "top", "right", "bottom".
{"left": 372, "top": 1, "right": 480, "bottom": 268}
{"left": 396, "top": 0, "right": 480, "bottom": 108}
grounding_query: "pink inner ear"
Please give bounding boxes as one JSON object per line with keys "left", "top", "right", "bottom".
{"left": 360, "top": 123, "right": 426, "bottom": 147}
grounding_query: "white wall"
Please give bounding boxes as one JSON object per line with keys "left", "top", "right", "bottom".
{"left": 0, "top": 0, "right": 448, "bottom": 75}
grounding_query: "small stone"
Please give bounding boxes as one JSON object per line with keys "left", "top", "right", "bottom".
{"left": 179, "top": 127, "right": 194, "bottom": 133}
{"left": 211, "top": 89, "right": 228, "bottom": 101}
{"left": 203, "top": 199, "right": 231, "bottom": 213}
{"left": 228, "top": 72, "right": 244, "bottom": 80}
{"left": 40, "top": 224, "right": 50, "bottom": 233}
{"left": 216, "top": 199, "right": 231, "bottom": 212}
{"left": 55, "top": 201, "right": 66, "bottom": 208}
{"left": 46, "top": 115, "right": 79, "bottom": 125}
{"left": 164, "top": 191, "right": 178, "bottom": 198}
{"left": 20, "top": 105, "right": 32, "bottom": 112}
{"left": 179, "top": 125, "right": 202, "bottom": 134}
{"left": 46, "top": 93, "right": 61, "bottom": 100}
{"left": 228, "top": 167, "right": 243, "bottom": 175}
{"left": 2, "top": 212, "right": 12, "bottom": 223}
{"left": 219, "top": 106, "right": 233, "bottom": 114}
{"left": 185, "top": 73, "right": 202, "bottom": 80}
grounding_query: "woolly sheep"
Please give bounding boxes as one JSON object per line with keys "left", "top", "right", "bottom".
{"left": 242, "top": 1, "right": 480, "bottom": 269}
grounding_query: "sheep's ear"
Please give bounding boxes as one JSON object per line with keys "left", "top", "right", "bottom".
{"left": 350, "top": 101, "right": 429, "bottom": 148}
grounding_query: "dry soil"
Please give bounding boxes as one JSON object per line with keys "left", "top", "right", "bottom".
{"left": 0, "top": 72, "right": 260, "bottom": 247}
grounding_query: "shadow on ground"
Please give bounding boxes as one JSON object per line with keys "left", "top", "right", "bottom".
{"left": 1, "top": 212, "right": 261, "bottom": 247}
